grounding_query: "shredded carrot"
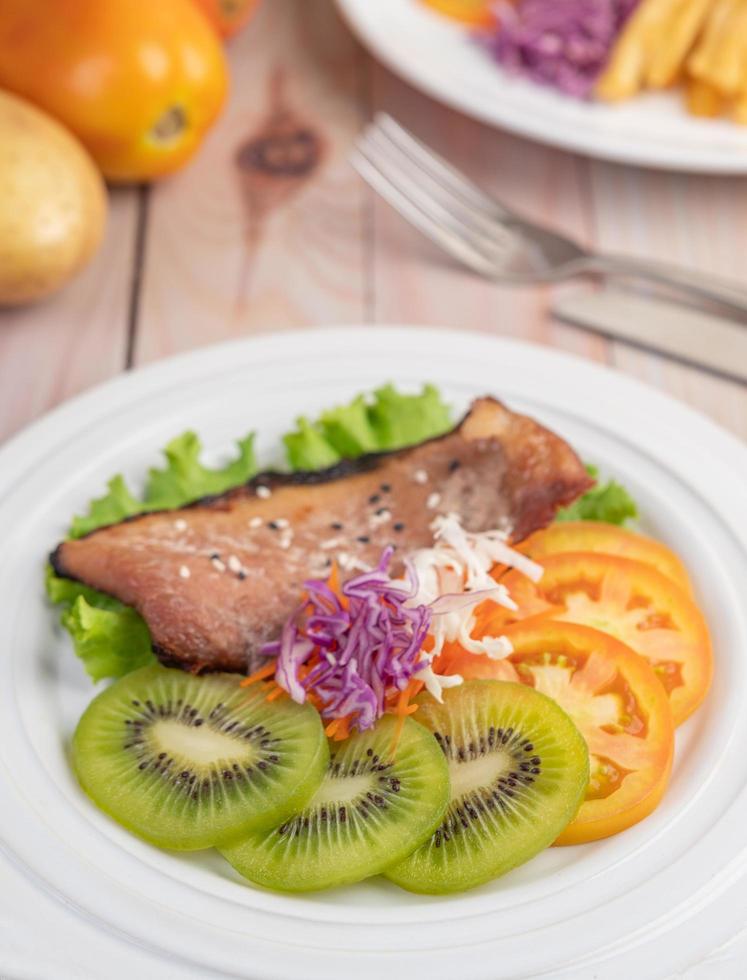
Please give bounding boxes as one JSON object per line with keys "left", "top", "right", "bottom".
{"left": 387, "top": 677, "right": 424, "bottom": 755}
{"left": 265, "top": 685, "right": 287, "bottom": 703}
{"left": 332, "top": 716, "right": 352, "bottom": 740}
{"left": 325, "top": 718, "right": 341, "bottom": 738}
{"left": 240, "top": 662, "right": 276, "bottom": 687}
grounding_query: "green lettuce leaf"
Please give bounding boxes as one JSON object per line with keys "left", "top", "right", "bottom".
{"left": 283, "top": 418, "right": 343, "bottom": 471}
{"left": 70, "top": 433, "right": 258, "bottom": 537}
{"left": 556, "top": 465, "right": 638, "bottom": 525}
{"left": 61, "top": 596, "right": 154, "bottom": 682}
{"left": 145, "top": 432, "right": 257, "bottom": 510}
{"left": 70, "top": 476, "right": 143, "bottom": 539}
{"left": 283, "top": 384, "right": 452, "bottom": 471}
{"left": 45, "top": 566, "right": 155, "bottom": 682}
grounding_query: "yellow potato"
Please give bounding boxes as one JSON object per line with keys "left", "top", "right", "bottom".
{"left": 0, "top": 89, "right": 106, "bottom": 306}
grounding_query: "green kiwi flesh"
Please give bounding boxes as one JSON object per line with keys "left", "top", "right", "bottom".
{"left": 220, "top": 714, "right": 450, "bottom": 891}
{"left": 72, "top": 666, "right": 328, "bottom": 850}
{"left": 385, "top": 680, "right": 589, "bottom": 894}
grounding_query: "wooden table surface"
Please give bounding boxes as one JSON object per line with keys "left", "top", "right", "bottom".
{"left": 1, "top": 0, "right": 745, "bottom": 447}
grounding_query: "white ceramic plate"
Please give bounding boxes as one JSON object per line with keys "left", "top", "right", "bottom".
{"left": 336, "top": 0, "right": 747, "bottom": 173}
{"left": 1, "top": 327, "right": 747, "bottom": 980}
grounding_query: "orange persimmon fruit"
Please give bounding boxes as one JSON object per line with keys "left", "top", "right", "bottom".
{"left": 0, "top": 0, "right": 229, "bottom": 182}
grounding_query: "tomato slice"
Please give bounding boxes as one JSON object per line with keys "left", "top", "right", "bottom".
{"left": 518, "top": 521, "right": 693, "bottom": 595}
{"left": 494, "top": 553, "right": 713, "bottom": 726}
{"left": 437, "top": 620, "right": 675, "bottom": 844}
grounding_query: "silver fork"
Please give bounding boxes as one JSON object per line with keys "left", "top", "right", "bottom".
{"left": 351, "top": 113, "right": 747, "bottom": 319}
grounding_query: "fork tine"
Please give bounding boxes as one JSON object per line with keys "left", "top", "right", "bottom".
{"left": 350, "top": 147, "right": 499, "bottom": 278}
{"left": 374, "top": 113, "right": 513, "bottom": 220}
{"left": 356, "top": 128, "right": 520, "bottom": 269}
{"left": 361, "top": 124, "right": 518, "bottom": 253}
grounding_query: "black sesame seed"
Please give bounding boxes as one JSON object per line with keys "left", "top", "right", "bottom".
{"left": 393, "top": 522, "right": 405, "bottom": 532}
{"left": 331, "top": 521, "right": 343, "bottom": 530}
{"left": 209, "top": 552, "right": 220, "bottom": 560}
{"left": 380, "top": 483, "right": 392, "bottom": 493}
{"left": 448, "top": 459, "right": 461, "bottom": 473}
{"left": 368, "top": 494, "right": 381, "bottom": 505}
{"left": 268, "top": 520, "right": 280, "bottom": 530}
{"left": 357, "top": 535, "right": 370, "bottom": 544}
{"left": 238, "top": 570, "right": 247, "bottom": 580}
{"left": 524, "top": 743, "right": 534, "bottom": 752}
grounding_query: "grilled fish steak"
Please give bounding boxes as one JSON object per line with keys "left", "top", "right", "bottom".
{"left": 51, "top": 398, "right": 592, "bottom": 672}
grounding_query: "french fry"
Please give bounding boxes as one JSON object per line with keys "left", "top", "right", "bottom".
{"left": 597, "top": 0, "right": 692, "bottom": 102}
{"left": 645, "top": 0, "right": 712, "bottom": 89}
{"left": 688, "top": 0, "right": 747, "bottom": 97}
{"left": 685, "top": 75, "right": 725, "bottom": 117}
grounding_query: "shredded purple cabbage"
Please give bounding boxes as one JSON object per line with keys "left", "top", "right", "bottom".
{"left": 262, "top": 548, "right": 432, "bottom": 732}
{"left": 487, "top": 0, "right": 639, "bottom": 99}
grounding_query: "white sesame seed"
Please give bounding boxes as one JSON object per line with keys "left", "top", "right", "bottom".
{"left": 321, "top": 537, "right": 343, "bottom": 550}
{"left": 248, "top": 516, "right": 263, "bottom": 529}
{"left": 369, "top": 509, "right": 391, "bottom": 529}
{"left": 211, "top": 557, "right": 226, "bottom": 573}
{"left": 427, "top": 492, "right": 442, "bottom": 510}
{"left": 273, "top": 517, "right": 289, "bottom": 529}
{"left": 227, "top": 555, "right": 242, "bottom": 573}
{"left": 337, "top": 552, "right": 351, "bottom": 569}
{"left": 179, "top": 565, "right": 191, "bottom": 579}
{"left": 413, "top": 469, "right": 428, "bottom": 484}
{"left": 174, "top": 519, "right": 187, "bottom": 532}
{"left": 255, "top": 485, "right": 271, "bottom": 499}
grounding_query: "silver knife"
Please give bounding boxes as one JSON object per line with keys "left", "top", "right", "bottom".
{"left": 553, "top": 289, "right": 747, "bottom": 384}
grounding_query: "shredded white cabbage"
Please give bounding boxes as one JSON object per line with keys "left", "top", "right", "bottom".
{"left": 406, "top": 513, "right": 543, "bottom": 702}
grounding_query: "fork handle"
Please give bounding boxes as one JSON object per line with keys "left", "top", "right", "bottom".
{"left": 580, "top": 253, "right": 747, "bottom": 320}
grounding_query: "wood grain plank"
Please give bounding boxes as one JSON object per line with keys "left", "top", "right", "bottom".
{"left": 589, "top": 163, "right": 747, "bottom": 440}
{"left": 366, "top": 64, "right": 610, "bottom": 365}
{"left": 134, "top": 0, "right": 368, "bottom": 364}
{"left": 0, "top": 188, "right": 138, "bottom": 444}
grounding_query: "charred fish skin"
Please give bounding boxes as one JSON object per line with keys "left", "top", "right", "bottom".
{"left": 51, "top": 398, "right": 592, "bottom": 674}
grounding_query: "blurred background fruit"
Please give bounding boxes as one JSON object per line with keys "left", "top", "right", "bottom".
{"left": 0, "top": 0, "right": 229, "bottom": 183}
{"left": 0, "top": 90, "right": 106, "bottom": 307}
{"left": 194, "top": 0, "right": 260, "bottom": 39}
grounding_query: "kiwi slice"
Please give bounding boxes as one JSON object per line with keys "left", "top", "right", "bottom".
{"left": 385, "top": 680, "right": 589, "bottom": 894}
{"left": 72, "top": 665, "right": 328, "bottom": 850}
{"left": 219, "top": 714, "right": 450, "bottom": 891}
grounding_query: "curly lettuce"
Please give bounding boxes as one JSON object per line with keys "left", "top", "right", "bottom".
{"left": 556, "top": 465, "right": 638, "bottom": 525}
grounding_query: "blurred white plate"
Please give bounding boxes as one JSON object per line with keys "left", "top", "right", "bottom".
{"left": 1, "top": 327, "right": 747, "bottom": 979}
{"left": 336, "top": 0, "right": 747, "bottom": 173}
